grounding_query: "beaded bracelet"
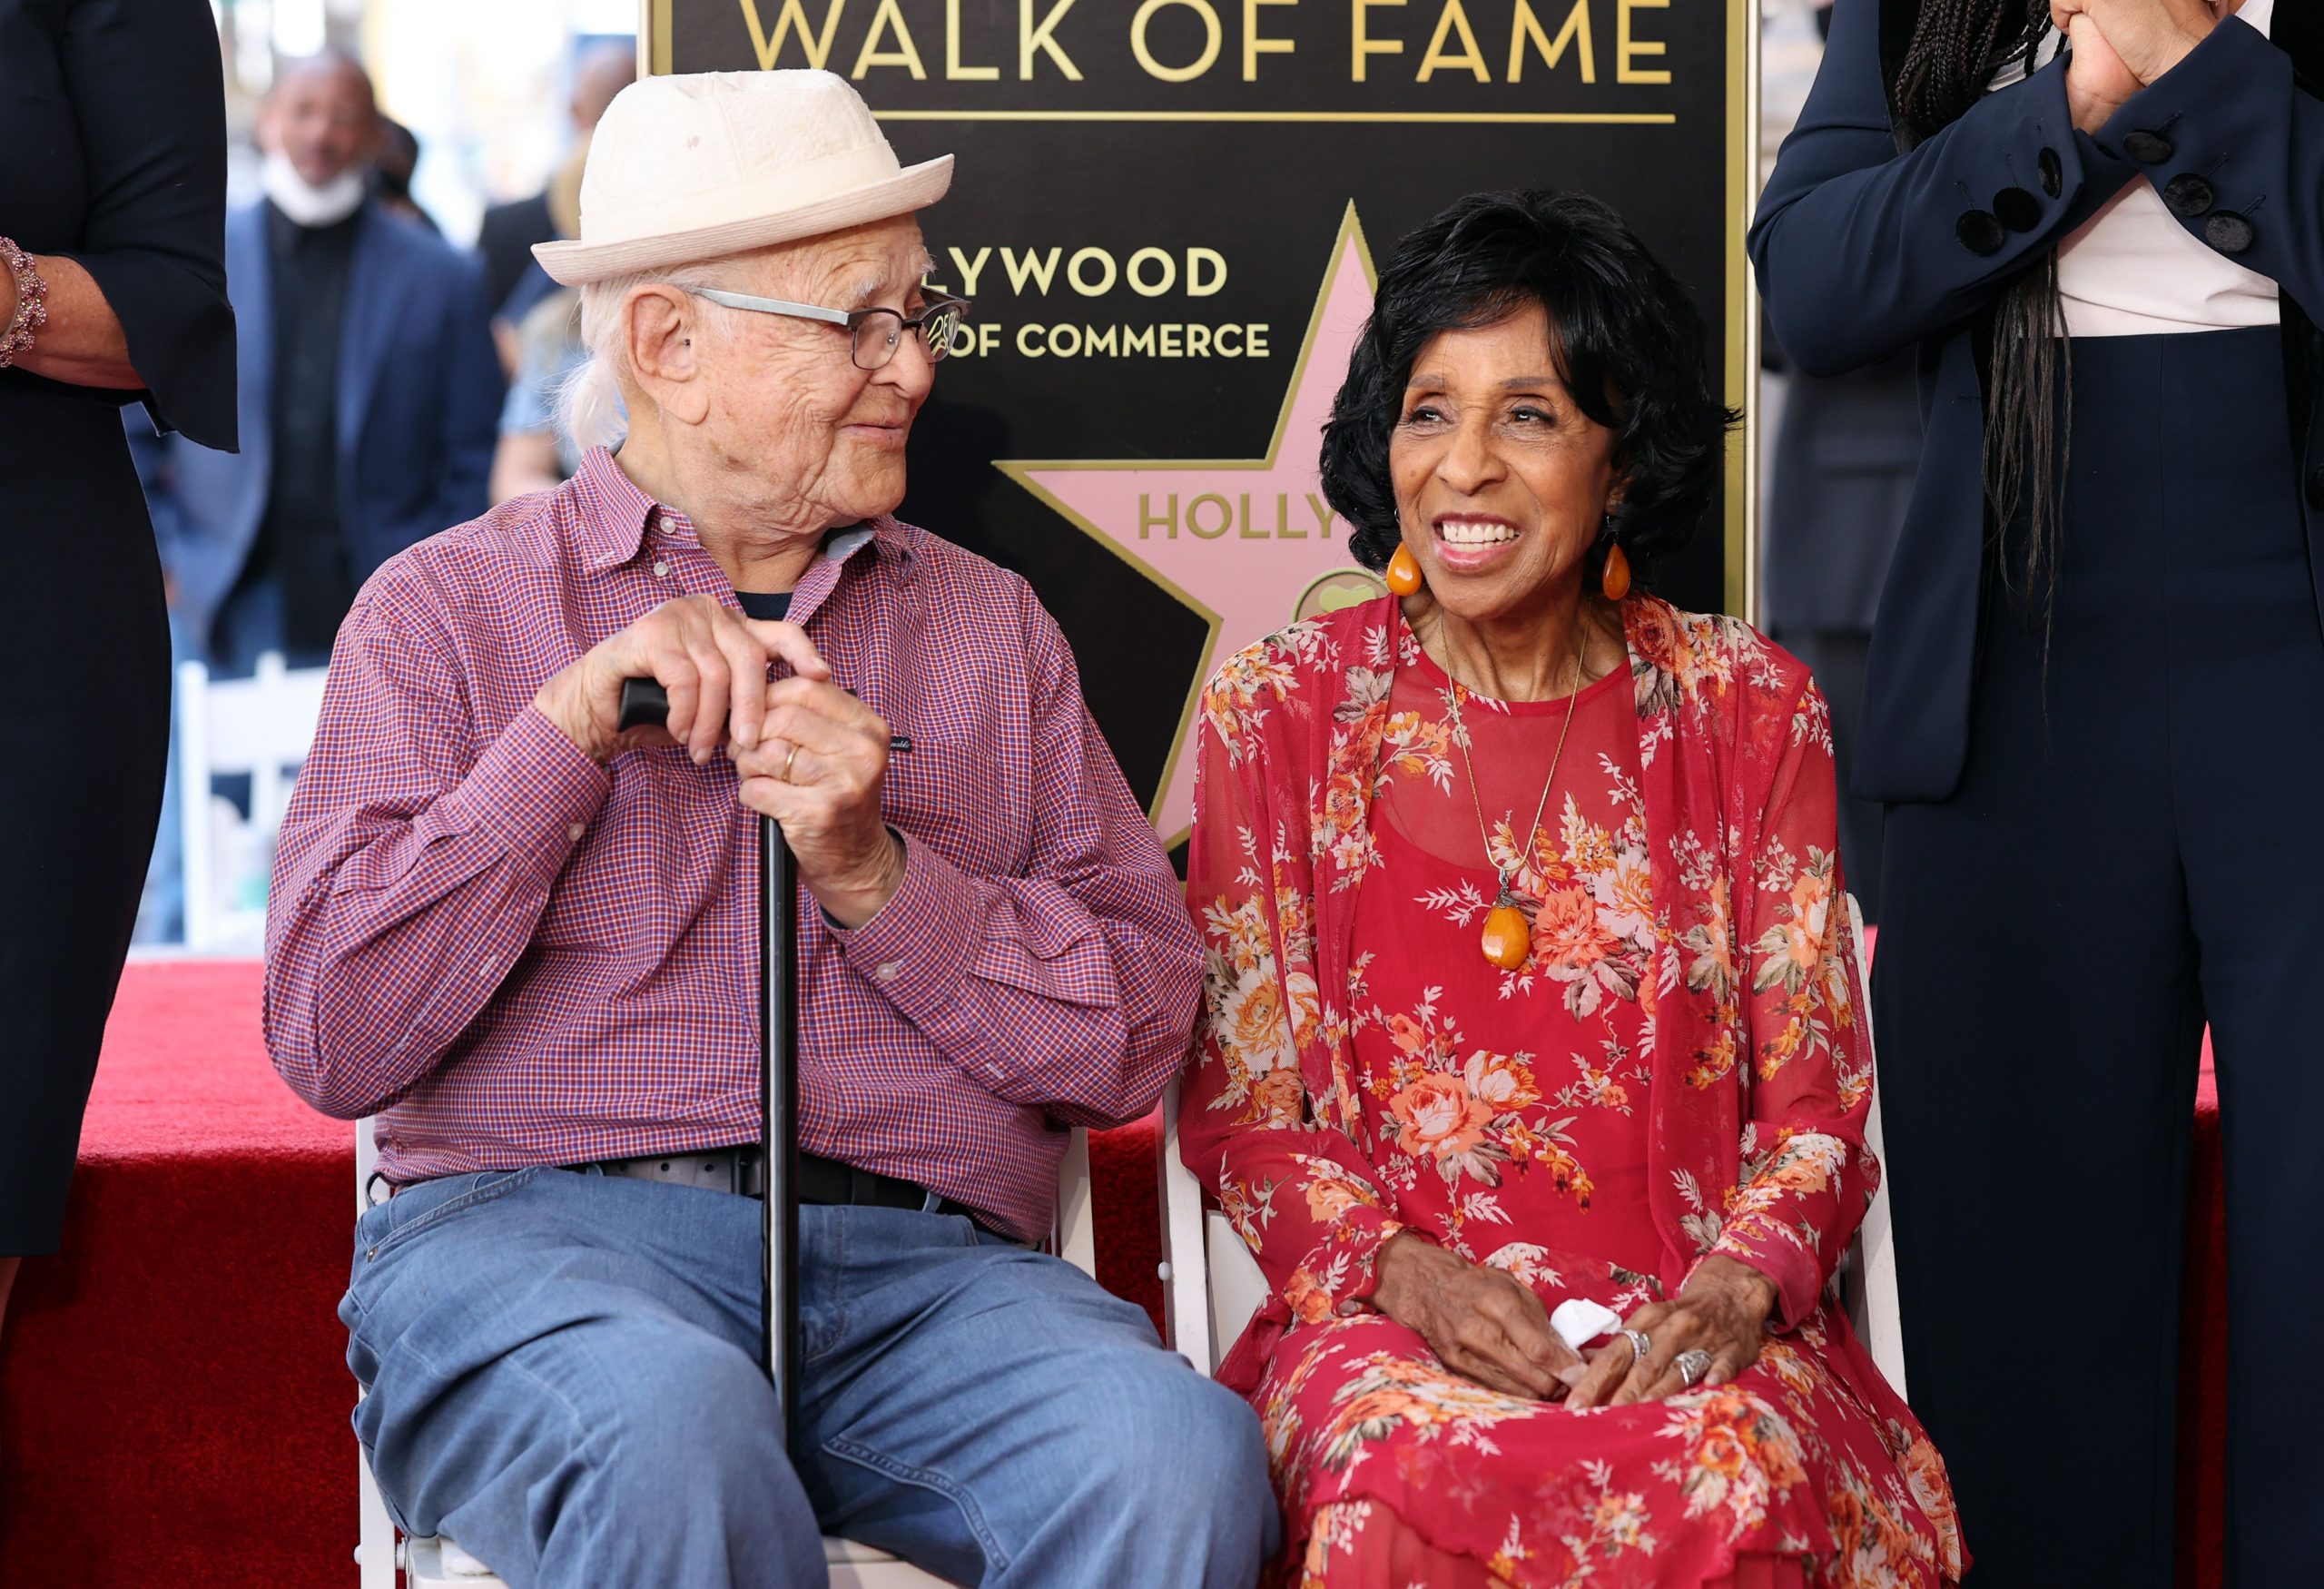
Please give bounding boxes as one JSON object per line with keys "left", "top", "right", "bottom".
{"left": 0, "top": 238, "right": 49, "bottom": 370}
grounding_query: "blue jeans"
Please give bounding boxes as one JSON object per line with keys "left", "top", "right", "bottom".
{"left": 343, "top": 1167, "right": 1277, "bottom": 1588}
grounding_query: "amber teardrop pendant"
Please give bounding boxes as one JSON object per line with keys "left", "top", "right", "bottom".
{"left": 1385, "top": 543, "right": 1424, "bottom": 597}
{"left": 1480, "top": 887, "right": 1531, "bottom": 971}
{"left": 1601, "top": 539, "right": 1632, "bottom": 602}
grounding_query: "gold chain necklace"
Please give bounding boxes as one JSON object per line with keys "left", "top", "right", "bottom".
{"left": 1441, "top": 620, "right": 1590, "bottom": 971}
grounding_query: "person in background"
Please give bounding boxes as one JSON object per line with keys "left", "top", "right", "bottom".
{"left": 477, "top": 38, "right": 634, "bottom": 370}
{"left": 129, "top": 49, "right": 500, "bottom": 944}
{"left": 1756, "top": 0, "right": 2324, "bottom": 1580}
{"left": 372, "top": 117, "right": 439, "bottom": 234}
{"left": 0, "top": 0, "right": 235, "bottom": 1335}
{"left": 488, "top": 284, "right": 586, "bottom": 504}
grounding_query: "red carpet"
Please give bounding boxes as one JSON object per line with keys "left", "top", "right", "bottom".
{"left": 0, "top": 962, "right": 2215, "bottom": 1586}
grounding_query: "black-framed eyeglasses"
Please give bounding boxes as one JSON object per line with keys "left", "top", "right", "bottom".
{"left": 684, "top": 286, "right": 970, "bottom": 370}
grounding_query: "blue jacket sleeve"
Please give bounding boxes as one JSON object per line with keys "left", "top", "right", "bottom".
{"left": 2091, "top": 17, "right": 2324, "bottom": 311}
{"left": 1749, "top": 0, "right": 2137, "bottom": 375}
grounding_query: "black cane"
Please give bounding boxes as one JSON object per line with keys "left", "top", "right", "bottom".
{"left": 616, "top": 678, "right": 799, "bottom": 1449}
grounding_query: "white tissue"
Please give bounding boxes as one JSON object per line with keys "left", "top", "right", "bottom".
{"left": 1549, "top": 1298, "right": 1624, "bottom": 1350}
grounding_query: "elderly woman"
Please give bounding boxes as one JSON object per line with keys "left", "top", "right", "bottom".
{"left": 1180, "top": 191, "right": 1965, "bottom": 1589}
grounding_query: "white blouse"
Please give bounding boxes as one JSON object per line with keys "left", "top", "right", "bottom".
{"left": 1988, "top": 0, "right": 2278, "bottom": 338}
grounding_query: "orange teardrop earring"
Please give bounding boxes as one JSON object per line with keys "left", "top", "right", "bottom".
{"left": 1385, "top": 543, "right": 1424, "bottom": 597}
{"left": 1600, "top": 528, "right": 1631, "bottom": 602}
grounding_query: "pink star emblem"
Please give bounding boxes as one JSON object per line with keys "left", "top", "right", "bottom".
{"left": 999, "top": 205, "right": 1387, "bottom": 844}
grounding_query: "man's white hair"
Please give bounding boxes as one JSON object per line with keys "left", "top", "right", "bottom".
{"left": 556, "top": 262, "right": 742, "bottom": 451}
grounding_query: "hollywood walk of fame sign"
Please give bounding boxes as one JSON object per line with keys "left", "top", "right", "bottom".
{"left": 644, "top": 0, "right": 1757, "bottom": 851}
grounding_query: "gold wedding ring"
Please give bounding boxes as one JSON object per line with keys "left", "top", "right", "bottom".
{"left": 782, "top": 745, "right": 801, "bottom": 783}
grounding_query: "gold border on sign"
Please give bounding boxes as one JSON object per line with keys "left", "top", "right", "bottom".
{"left": 993, "top": 202, "right": 1380, "bottom": 848}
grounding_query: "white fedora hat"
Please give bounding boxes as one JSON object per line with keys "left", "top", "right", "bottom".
{"left": 534, "top": 70, "right": 952, "bottom": 286}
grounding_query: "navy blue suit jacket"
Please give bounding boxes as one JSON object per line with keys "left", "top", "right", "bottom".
{"left": 132, "top": 199, "right": 503, "bottom": 655}
{"left": 1751, "top": 1, "right": 2324, "bottom": 802}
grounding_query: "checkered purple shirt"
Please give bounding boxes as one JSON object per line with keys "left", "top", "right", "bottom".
{"left": 265, "top": 448, "right": 1202, "bottom": 1239}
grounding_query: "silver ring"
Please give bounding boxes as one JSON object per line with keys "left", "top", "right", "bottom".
{"left": 781, "top": 744, "right": 801, "bottom": 783}
{"left": 1674, "top": 1348, "right": 1713, "bottom": 1388}
{"left": 1621, "top": 1328, "right": 1651, "bottom": 1364}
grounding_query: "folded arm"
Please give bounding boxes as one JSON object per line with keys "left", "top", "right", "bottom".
{"left": 1749, "top": 0, "right": 2137, "bottom": 375}
{"left": 2088, "top": 15, "right": 2324, "bottom": 312}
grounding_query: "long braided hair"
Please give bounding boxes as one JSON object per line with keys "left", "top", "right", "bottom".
{"left": 1895, "top": 0, "right": 2065, "bottom": 613}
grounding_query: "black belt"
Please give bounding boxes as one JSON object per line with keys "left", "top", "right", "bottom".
{"left": 573, "top": 1146, "right": 1012, "bottom": 1239}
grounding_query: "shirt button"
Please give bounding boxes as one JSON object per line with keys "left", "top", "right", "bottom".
{"left": 653, "top": 559, "right": 671, "bottom": 578}
{"left": 2205, "top": 212, "right": 2255, "bottom": 254}
{"left": 1991, "top": 185, "right": 2040, "bottom": 233}
{"left": 1955, "top": 209, "right": 2005, "bottom": 257}
{"left": 2163, "top": 173, "right": 2215, "bottom": 218}
{"left": 2037, "top": 146, "right": 2063, "bottom": 199}
{"left": 1337, "top": 1299, "right": 1364, "bottom": 1318}
{"left": 568, "top": 823, "right": 586, "bottom": 843}
{"left": 876, "top": 962, "right": 901, "bottom": 982}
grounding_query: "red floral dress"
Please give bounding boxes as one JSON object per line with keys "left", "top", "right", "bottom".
{"left": 1180, "top": 597, "right": 1965, "bottom": 1589}
{"left": 1354, "top": 645, "right": 1665, "bottom": 1274}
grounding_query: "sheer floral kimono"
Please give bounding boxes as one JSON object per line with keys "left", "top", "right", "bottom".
{"left": 1179, "top": 596, "right": 1965, "bottom": 1588}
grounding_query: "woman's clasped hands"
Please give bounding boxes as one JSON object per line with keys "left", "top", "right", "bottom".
{"left": 1369, "top": 1233, "right": 1780, "bottom": 1407}
{"left": 2054, "top": 0, "right": 2229, "bottom": 131}
{"left": 1564, "top": 1255, "right": 1780, "bottom": 1408}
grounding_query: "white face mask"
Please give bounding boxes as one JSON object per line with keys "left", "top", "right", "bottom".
{"left": 261, "top": 152, "right": 366, "bottom": 229}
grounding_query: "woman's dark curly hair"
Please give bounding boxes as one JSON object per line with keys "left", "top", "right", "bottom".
{"left": 1321, "top": 189, "right": 1738, "bottom": 593}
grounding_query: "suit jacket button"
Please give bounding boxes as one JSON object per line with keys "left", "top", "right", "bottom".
{"left": 2163, "top": 173, "right": 2215, "bottom": 217}
{"left": 1993, "top": 186, "right": 2042, "bottom": 232}
{"left": 2038, "top": 146, "right": 2063, "bottom": 197}
{"left": 2307, "top": 462, "right": 2324, "bottom": 512}
{"left": 1955, "top": 210, "right": 2006, "bottom": 256}
{"left": 2123, "top": 129, "right": 2175, "bottom": 163}
{"left": 2206, "top": 212, "right": 2255, "bottom": 253}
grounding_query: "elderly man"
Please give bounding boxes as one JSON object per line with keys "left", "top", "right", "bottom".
{"left": 266, "top": 71, "right": 1273, "bottom": 1588}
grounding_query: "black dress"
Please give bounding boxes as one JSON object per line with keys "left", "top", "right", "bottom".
{"left": 2, "top": 0, "right": 235, "bottom": 1253}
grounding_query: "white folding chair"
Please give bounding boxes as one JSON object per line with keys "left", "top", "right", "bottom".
{"left": 1157, "top": 893, "right": 1908, "bottom": 1396}
{"left": 354, "top": 1122, "right": 1096, "bottom": 1588}
{"left": 177, "top": 651, "right": 329, "bottom": 952}
{"left": 1837, "top": 895, "right": 1908, "bottom": 1394}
